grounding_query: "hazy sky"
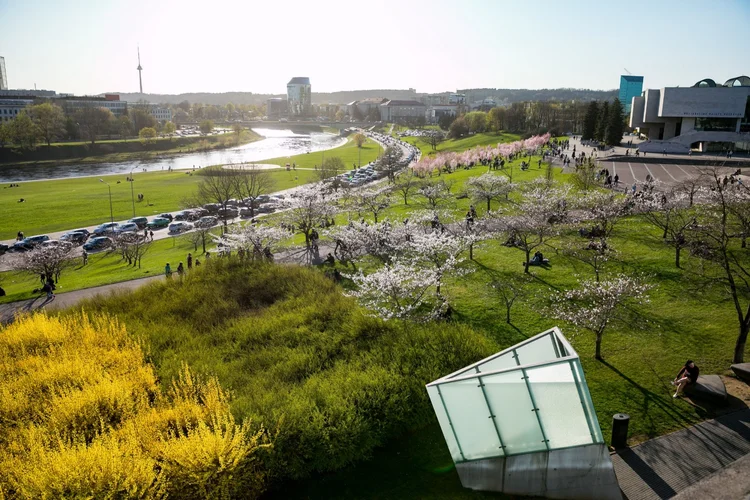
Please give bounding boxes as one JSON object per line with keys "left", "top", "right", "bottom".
{"left": 1, "top": 0, "right": 749, "bottom": 96}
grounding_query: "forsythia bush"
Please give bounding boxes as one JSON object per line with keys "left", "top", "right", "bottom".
{"left": 0, "top": 314, "right": 270, "bottom": 499}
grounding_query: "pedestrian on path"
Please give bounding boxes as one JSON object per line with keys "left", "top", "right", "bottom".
{"left": 149, "top": 230, "right": 154, "bottom": 241}
{"left": 165, "top": 263, "right": 172, "bottom": 278}
{"left": 177, "top": 262, "right": 185, "bottom": 276}
{"left": 82, "top": 250, "right": 88, "bottom": 266}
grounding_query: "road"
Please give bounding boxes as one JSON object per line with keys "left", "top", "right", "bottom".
{"left": 0, "top": 131, "right": 416, "bottom": 272}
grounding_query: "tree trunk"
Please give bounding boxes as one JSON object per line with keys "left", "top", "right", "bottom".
{"left": 734, "top": 319, "right": 749, "bottom": 363}
{"left": 595, "top": 332, "right": 603, "bottom": 360}
{"left": 202, "top": 233, "right": 206, "bottom": 254}
{"left": 469, "top": 243, "right": 474, "bottom": 260}
{"left": 524, "top": 249, "right": 530, "bottom": 273}
{"left": 675, "top": 245, "right": 681, "bottom": 268}
{"left": 487, "top": 198, "right": 491, "bottom": 212}
{"left": 506, "top": 306, "right": 511, "bottom": 324}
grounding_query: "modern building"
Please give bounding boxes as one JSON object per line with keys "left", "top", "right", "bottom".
{"left": 379, "top": 99, "right": 426, "bottom": 124}
{"left": 427, "top": 104, "right": 460, "bottom": 123}
{"left": 0, "top": 96, "right": 34, "bottom": 122}
{"left": 129, "top": 102, "right": 172, "bottom": 122}
{"left": 630, "top": 76, "right": 750, "bottom": 153}
{"left": 266, "top": 97, "right": 288, "bottom": 120}
{"left": 618, "top": 75, "right": 643, "bottom": 115}
{"left": 287, "top": 77, "right": 311, "bottom": 116}
{"left": 0, "top": 89, "right": 57, "bottom": 98}
{"left": 0, "top": 57, "right": 7, "bottom": 91}
{"left": 427, "top": 327, "right": 621, "bottom": 499}
{"left": 60, "top": 94, "right": 128, "bottom": 117}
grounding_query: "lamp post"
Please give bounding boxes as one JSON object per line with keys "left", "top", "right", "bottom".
{"left": 99, "top": 179, "right": 114, "bottom": 223}
{"left": 129, "top": 168, "right": 136, "bottom": 217}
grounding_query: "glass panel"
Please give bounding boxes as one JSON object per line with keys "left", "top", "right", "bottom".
{"left": 426, "top": 385, "right": 462, "bottom": 462}
{"left": 439, "top": 378, "right": 503, "bottom": 460}
{"left": 483, "top": 370, "right": 547, "bottom": 455}
{"left": 525, "top": 362, "right": 593, "bottom": 449}
{"left": 571, "top": 359, "right": 603, "bottom": 443}
{"left": 475, "top": 351, "right": 518, "bottom": 374}
{"left": 514, "top": 333, "right": 559, "bottom": 365}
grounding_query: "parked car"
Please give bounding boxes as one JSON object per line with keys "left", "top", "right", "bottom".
{"left": 0, "top": 243, "right": 9, "bottom": 255}
{"left": 93, "top": 222, "right": 120, "bottom": 235}
{"left": 202, "top": 203, "right": 221, "bottom": 214}
{"left": 158, "top": 213, "right": 174, "bottom": 222}
{"left": 128, "top": 217, "right": 149, "bottom": 229}
{"left": 194, "top": 216, "right": 218, "bottom": 229}
{"left": 225, "top": 199, "right": 241, "bottom": 207}
{"left": 217, "top": 207, "right": 239, "bottom": 219}
{"left": 239, "top": 207, "right": 254, "bottom": 218}
{"left": 168, "top": 222, "right": 193, "bottom": 234}
{"left": 83, "top": 236, "right": 113, "bottom": 252}
{"left": 173, "top": 211, "right": 192, "bottom": 221}
{"left": 146, "top": 217, "right": 171, "bottom": 229}
{"left": 115, "top": 222, "right": 139, "bottom": 234}
{"left": 257, "top": 205, "right": 275, "bottom": 214}
{"left": 12, "top": 235, "right": 51, "bottom": 252}
{"left": 191, "top": 207, "right": 209, "bottom": 218}
{"left": 60, "top": 230, "right": 90, "bottom": 245}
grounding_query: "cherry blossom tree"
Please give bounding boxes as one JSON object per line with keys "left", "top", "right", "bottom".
{"left": 220, "top": 223, "right": 288, "bottom": 261}
{"left": 562, "top": 239, "right": 617, "bottom": 282}
{"left": 466, "top": 173, "right": 514, "bottom": 211}
{"left": 394, "top": 169, "right": 421, "bottom": 205}
{"left": 277, "top": 184, "right": 339, "bottom": 249}
{"left": 547, "top": 275, "right": 652, "bottom": 360}
{"left": 572, "top": 190, "right": 630, "bottom": 240}
{"left": 19, "top": 244, "right": 75, "bottom": 285}
{"left": 418, "top": 180, "right": 453, "bottom": 209}
{"left": 354, "top": 185, "right": 392, "bottom": 223}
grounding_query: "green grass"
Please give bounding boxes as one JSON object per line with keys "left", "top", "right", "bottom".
{"left": 262, "top": 137, "right": 382, "bottom": 170}
{"left": 0, "top": 230, "right": 222, "bottom": 304}
{"left": 405, "top": 131, "right": 522, "bottom": 156}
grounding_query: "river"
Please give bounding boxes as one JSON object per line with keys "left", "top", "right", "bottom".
{"left": 0, "top": 128, "right": 347, "bottom": 183}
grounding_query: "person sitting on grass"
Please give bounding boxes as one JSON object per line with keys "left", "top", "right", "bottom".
{"left": 672, "top": 360, "right": 699, "bottom": 398}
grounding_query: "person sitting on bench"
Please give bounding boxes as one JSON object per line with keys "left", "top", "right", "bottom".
{"left": 671, "top": 360, "right": 699, "bottom": 398}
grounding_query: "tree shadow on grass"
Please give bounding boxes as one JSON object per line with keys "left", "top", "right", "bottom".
{"left": 600, "top": 359, "right": 698, "bottom": 433}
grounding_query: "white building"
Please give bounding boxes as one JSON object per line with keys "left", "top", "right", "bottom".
{"left": 61, "top": 95, "right": 128, "bottom": 117}
{"left": 427, "top": 104, "right": 460, "bottom": 124}
{"left": 630, "top": 76, "right": 750, "bottom": 153}
{"left": 287, "top": 77, "right": 311, "bottom": 116}
{"left": 0, "top": 57, "right": 7, "bottom": 91}
{"left": 130, "top": 102, "right": 172, "bottom": 122}
{"left": 0, "top": 97, "right": 33, "bottom": 122}
{"left": 347, "top": 98, "right": 387, "bottom": 119}
{"left": 379, "top": 99, "right": 427, "bottom": 124}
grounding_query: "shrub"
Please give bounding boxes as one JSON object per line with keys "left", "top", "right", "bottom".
{"left": 0, "top": 314, "right": 270, "bottom": 499}
{"left": 78, "top": 260, "right": 496, "bottom": 484}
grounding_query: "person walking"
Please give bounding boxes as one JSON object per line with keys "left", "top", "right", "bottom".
{"left": 149, "top": 230, "right": 154, "bottom": 241}
{"left": 177, "top": 262, "right": 185, "bottom": 276}
{"left": 165, "top": 263, "right": 172, "bottom": 278}
{"left": 187, "top": 253, "right": 193, "bottom": 269}
{"left": 82, "top": 250, "right": 88, "bottom": 266}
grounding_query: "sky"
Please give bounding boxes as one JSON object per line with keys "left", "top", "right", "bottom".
{"left": 1, "top": 0, "right": 749, "bottom": 96}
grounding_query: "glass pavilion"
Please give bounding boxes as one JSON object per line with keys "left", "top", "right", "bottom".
{"left": 426, "top": 326, "right": 604, "bottom": 464}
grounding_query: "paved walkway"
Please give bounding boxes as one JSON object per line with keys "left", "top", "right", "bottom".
{"left": 611, "top": 408, "right": 750, "bottom": 499}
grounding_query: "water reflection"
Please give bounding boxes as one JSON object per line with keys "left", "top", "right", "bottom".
{"left": 0, "top": 128, "right": 346, "bottom": 182}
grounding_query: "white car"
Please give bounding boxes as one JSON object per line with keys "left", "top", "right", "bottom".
{"left": 115, "top": 222, "right": 139, "bottom": 234}
{"left": 168, "top": 222, "right": 193, "bottom": 234}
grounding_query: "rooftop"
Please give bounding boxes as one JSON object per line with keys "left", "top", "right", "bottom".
{"left": 288, "top": 77, "right": 311, "bottom": 85}
{"left": 382, "top": 99, "right": 426, "bottom": 107}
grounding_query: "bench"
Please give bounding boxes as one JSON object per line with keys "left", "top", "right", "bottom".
{"left": 730, "top": 363, "right": 750, "bottom": 383}
{"left": 683, "top": 375, "right": 728, "bottom": 404}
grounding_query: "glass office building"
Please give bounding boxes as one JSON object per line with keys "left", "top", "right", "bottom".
{"left": 0, "top": 57, "right": 7, "bottom": 91}
{"left": 619, "top": 75, "right": 644, "bottom": 115}
{"left": 427, "top": 327, "right": 621, "bottom": 499}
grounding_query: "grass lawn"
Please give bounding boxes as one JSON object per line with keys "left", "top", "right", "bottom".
{"left": 0, "top": 230, "right": 221, "bottom": 304}
{"left": 405, "top": 131, "right": 522, "bottom": 156}
{"left": 262, "top": 136, "right": 382, "bottom": 170}
{"left": 268, "top": 162, "right": 745, "bottom": 497}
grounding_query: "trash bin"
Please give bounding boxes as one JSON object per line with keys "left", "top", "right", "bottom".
{"left": 612, "top": 413, "right": 630, "bottom": 449}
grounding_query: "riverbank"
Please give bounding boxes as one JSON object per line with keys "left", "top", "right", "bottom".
{"left": 0, "top": 129, "right": 262, "bottom": 167}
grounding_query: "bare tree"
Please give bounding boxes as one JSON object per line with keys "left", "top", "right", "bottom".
{"left": 375, "top": 146, "right": 403, "bottom": 184}
{"left": 195, "top": 170, "right": 239, "bottom": 232}
{"left": 234, "top": 165, "right": 275, "bottom": 218}
{"left": 490, "top": 273, "right": 531, "bottom": 324}
{"left": 315, "top": 156, "right": 344, "bottom": 184}
{"left": 114, "top": 233, "right": 151, "bottom": 268}
{"left": 422, "top": 130, "right": 445, "bottom": 152}
{"left": 394, "top": 169, "right": 421, "bottom": 205}
{"left": 688, "top": 168, "right": 750, "bottom": 362}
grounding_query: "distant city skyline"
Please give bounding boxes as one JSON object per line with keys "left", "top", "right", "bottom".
{"left": 0, "top": 0, "right": 748, "bottom": 96}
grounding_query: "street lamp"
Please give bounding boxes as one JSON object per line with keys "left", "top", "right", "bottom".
{"left": 129, "top": 168, "right": 136, "bottom": 218}
{"left": 99, "top": 179, "right": 114, "bottom": 223}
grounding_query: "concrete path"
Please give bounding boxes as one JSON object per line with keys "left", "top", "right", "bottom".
{"left": 611, "top": 408, "right": 750, "bottom": 499}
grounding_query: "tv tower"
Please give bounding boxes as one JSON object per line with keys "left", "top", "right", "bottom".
{"left": 136, "top": 46, "right": 143, "bottom": 94}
